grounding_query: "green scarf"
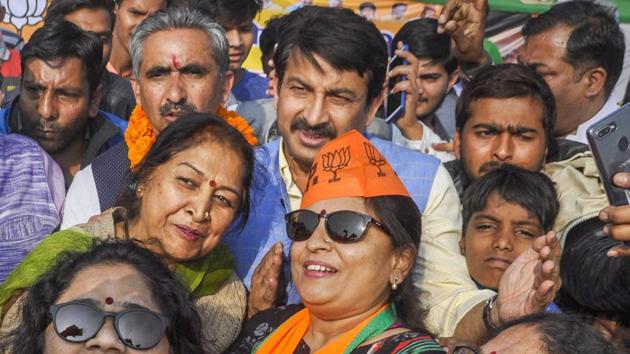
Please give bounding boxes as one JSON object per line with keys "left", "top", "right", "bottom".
{"left": 0, "top": 228, "right": 234, "bottom": 317}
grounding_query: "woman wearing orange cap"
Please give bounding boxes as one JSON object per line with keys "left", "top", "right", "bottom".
{"left": 229, "top": 131, "right": 444, "bottom": 353}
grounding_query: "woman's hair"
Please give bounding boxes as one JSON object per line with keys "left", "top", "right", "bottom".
{"left": 1, "top": 240, "right": 205, "bottom": 354}
{"left": 365, "top": 195, "right": 431, "bottom": 334}
{"left": 117, "top": 112, "right": 256, "bottom": 229}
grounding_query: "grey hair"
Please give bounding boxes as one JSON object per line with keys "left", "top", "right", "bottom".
{"left": 129, "top": 7, "right": 229, "bottom": 80}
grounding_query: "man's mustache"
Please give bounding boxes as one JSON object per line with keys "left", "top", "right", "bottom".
{"left": 290, "top": 117, "right": 337, "bottom": 139}
{"left": 159, "top": 101, "right": 197, "bottom": 116}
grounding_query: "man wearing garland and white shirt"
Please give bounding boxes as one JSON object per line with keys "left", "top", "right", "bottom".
{"left": 61, "top": 8, "right": 235, "bottom": 229}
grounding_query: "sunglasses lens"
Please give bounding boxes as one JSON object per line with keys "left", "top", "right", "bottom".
{"left": 327, "top": 212, "right": 369, "bottom": 243}
{"left": 53, "top": 303, "right": 102, "bottom": 342}
{"left": 117, "top": 310, "right": 165, "bottom": 350}
{"left": 287, "top": 211, "right": 319, "bottom": 241}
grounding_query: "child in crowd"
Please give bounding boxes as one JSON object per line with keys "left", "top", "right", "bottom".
{"left": 459, "top": 165, "right": 559, "bottom": 290}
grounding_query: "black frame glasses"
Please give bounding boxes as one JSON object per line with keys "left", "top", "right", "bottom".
{"left": 49, "top": 301, "right": 169, "bottom": 350}
{"left": 285, "top": 209, "right": 390, "bottom": 243}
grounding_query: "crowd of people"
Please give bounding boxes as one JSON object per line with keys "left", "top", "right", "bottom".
{"left": 0, "top": 0, "right": 630, "bottom": 353}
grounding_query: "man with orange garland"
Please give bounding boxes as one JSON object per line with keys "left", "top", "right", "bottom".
{"left": 61, "top": 7, "right": 257, "bottom": 229}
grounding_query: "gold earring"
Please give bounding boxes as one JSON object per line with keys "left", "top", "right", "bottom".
{"left": 204, "top": 211, "right": 209, "bottom": 219}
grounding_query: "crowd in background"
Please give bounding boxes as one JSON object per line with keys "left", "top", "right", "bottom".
{"left": 0, "top": 0, "right": 630, "bottom": 353}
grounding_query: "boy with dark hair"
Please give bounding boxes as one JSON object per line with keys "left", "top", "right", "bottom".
{"left": 392, "top": 18, "right": 459, "bottom": 141}
{"left": 108, "top": 0, "right": 168, "bottom": 79}
{"left": 45, "top": 0, "right": 136, "bottom": 120}
{"left": 460, "top": 165, "right": 559, "bottom": 291}
{"left": 198, "top": 0, "right": 266, "bottom": 103}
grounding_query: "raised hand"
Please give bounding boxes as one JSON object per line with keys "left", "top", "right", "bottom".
{"left": 388, "top": 42, "right": 424, "bottom": 140}
{"left": 496, "top": 231, "right": 561, "bottom": 323}
{"left": 247, "top": 242, "right": 283, "bottom": 319}
{"left": 437, "top": 0, "right": 488, "bottom": 65}
{"left": 600, "top": 173, "right": 630, "bottom": 257}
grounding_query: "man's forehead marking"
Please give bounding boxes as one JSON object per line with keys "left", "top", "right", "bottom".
{"left": 171, "top": 54, "right": 180, "bottom": 70}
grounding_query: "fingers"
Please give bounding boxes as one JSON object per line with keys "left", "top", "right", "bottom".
{"left": 247, "top": 243, "right": 284, "bottom": 319}
{"left": 438, "top": 1, "right": 472, "bottom": 34}
{"left": 437, "top": 0, "right": 462, "bottom": 31}
{"left": 533, "top": 279, "right": 555, "bottom": 309}
{"left": 601, "top": 205, "right": 630, "bottom": 242}
{"left": 614, "top": 172, "right": 630, "bottom": 188}
{"left": 431, "top": 142, "right": 454, "bottom": 153}
{"left": 607, "top": 245, "right": 630, "bottom": 258}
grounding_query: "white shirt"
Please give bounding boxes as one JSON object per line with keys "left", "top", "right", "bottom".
{"left": 60, "top": 165, "right": 100, "bottom": 229}
{"left": 565, "top": 96, "right": 619, "bottom": 145}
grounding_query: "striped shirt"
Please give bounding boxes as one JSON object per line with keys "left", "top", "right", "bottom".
{"left": 0, "top": 134, "right": 65, "bottom": 282}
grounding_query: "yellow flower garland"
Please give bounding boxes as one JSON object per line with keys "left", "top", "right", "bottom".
{"left": 125, "top": 105, "right": 258, "bottom": 169}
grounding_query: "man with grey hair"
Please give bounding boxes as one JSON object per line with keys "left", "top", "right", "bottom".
{"left": 61, "top": 6, "right": 234, "bottom": 228}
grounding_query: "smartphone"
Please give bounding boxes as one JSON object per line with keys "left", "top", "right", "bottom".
{"left": 587, "top": 103, "right": 630, "bottom": 206}
{"left": 385, "top": 44, "right": 409, "bottom": 124}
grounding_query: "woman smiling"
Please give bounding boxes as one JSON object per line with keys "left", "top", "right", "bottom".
{"left": 0, "top": 113, "right": 255, "bottom": 353}
{"left": 230, "top": 131, "right": 444, "bottom": 353}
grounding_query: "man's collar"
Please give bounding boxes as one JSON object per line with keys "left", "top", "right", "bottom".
{"left": 564, "top": 95, "right": 619, "bottom": 144}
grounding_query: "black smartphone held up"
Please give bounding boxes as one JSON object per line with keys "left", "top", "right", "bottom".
{"left": 587, "top": 103, "right": 630, "bottom": 206}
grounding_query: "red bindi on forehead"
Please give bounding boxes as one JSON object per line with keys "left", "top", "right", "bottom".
{"left": 171, "top": 54, "right": 180, "bottom": 70}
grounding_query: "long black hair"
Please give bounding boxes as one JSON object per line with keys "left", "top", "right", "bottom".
{"left": 366, "top": 195, "right": 431, "bottom": 334}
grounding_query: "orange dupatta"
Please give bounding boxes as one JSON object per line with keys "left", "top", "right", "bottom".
{"left": 255, "top": 304, "right": 394, "bottom": 354}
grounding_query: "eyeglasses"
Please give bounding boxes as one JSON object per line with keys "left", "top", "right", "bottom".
{"left": 49, "top": 301, "right": 169, "bottom": 350}
{"left": 285, "top": 209, "right": 390, "bottom": 243}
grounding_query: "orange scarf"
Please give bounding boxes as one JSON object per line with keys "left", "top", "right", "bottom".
{"left": 255, "top": 304, "right": 394, "bottom": 354}
{"left": 124, "top": 105, "right": 258, "bottom": 169}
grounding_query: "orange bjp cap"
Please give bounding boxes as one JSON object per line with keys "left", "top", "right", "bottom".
{"left": 300, "top": 130, "right": 410, "bottom": 208}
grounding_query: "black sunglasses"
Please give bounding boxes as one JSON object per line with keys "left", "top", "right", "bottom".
{"left": 49, "top": 301, "right": 169, "bottom": 350}
{"left": 285, "top": 209, "right": 390, "bottom": 243}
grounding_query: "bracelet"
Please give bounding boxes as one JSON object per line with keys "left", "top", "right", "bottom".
{"left": 483, "top": 295, "right": 499, "bottom": 332}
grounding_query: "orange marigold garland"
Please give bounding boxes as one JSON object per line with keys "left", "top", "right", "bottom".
{"left": 125, "top": 105, "right": 258, "bottom": 169}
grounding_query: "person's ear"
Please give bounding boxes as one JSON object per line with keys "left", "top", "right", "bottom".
{"left": 272, "top": 70, "right": 280, "bottom": 109}
{"left": 391, "top": 245, "right": 416, "bottom": 281}
{"left": 221, "top": 70, "right": 235, "bottom": 105}
{"left": 583, "top": 66, "right": 607, "bottom": 99}
{"left": 136, "top": 183, "right": 145, "bottom": 198}
{"left": 459, "top": 235, "right": 466, "bottom": 256}
{"left": 454, "top": 130, "right": 462, "bottom": 160}
{"left": 365, "top": 89, "right": 385, "bottom": 129}
{"left": 131, "top": 77, "right": 142, "bottom": 107}
{"left": 447, "top": 68, "right": 460, "bottom": 91}
{"left": 88, "top": 84, "right": 103, "bottom": 119}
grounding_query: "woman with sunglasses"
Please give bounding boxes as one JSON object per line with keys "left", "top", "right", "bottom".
{"left": 0, "top": 113, "right": 256, "bottom": 353}
{"left": 0, "top": 240, "right": 204, "bottom": 354}
{"left": 229, "top": 131, "right": 444, "bottom": 353}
